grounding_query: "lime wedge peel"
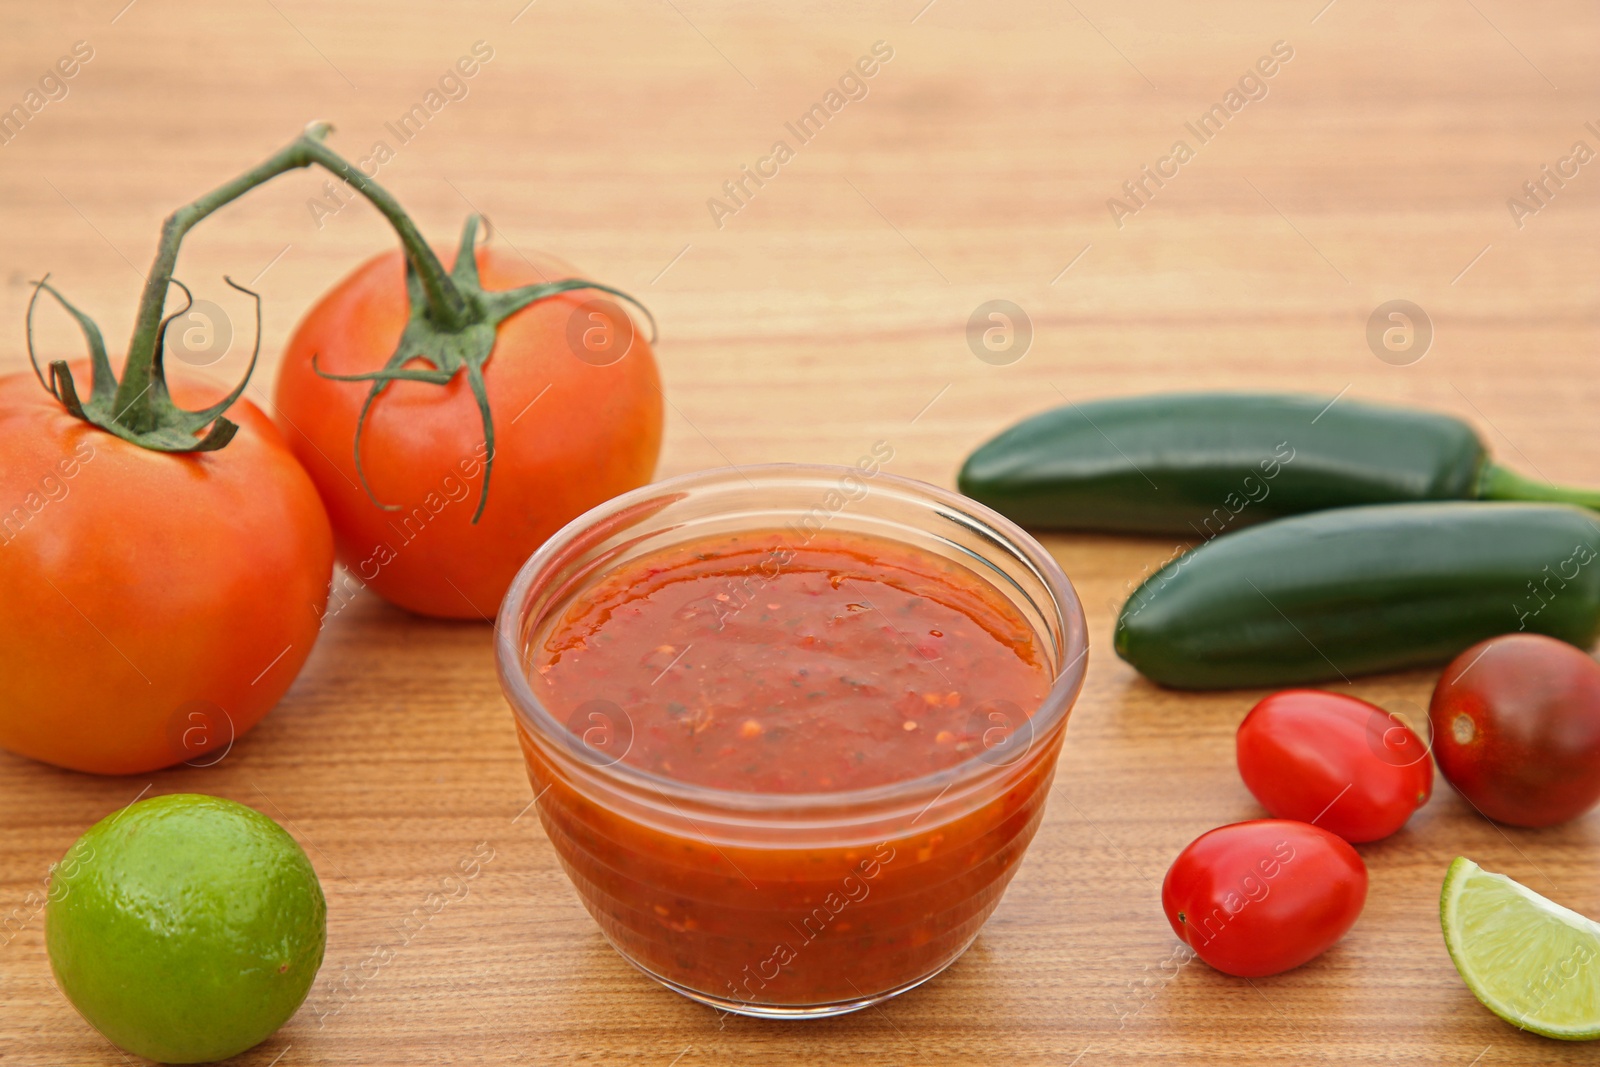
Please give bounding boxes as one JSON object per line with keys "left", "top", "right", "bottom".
{"left": 1441, "top": 856, "right": 1600, "bottom": 1041}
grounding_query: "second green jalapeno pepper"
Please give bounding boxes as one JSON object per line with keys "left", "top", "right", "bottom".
{"left": 1115, "top": 502, "right": 1600, "bottom": 689}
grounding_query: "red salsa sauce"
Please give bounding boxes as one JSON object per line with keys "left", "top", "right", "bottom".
{"left": 518, "top": 527, "right": 1061, "bottom": 1009}
{"left": 532, "top": 529, "right": 1051, "bottom": 791}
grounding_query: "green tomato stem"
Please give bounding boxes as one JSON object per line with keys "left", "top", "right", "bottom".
{"left": 49, "top": 119, "right": 649, "bottom": 490}
{"left": 115, "top": 121, "right": 467, "bottom": 427}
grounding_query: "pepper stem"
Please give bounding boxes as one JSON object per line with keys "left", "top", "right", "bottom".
{"left": 1478, "top": 462, "right": 1600, "bottom": 513}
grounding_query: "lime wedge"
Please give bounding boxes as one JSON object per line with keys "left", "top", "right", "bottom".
{"left": 1441, "top": 857, "right": 1600, "bottom": 1040}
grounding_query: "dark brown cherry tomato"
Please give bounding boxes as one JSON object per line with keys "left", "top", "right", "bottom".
{"left": 1430, "top": 633, "right": 1600, "bottom": 827}
{"left": 1236, "top": 689, "right": 1433, "bottom": 842}
{"left": 1162, "top": 820, "right": 1367, "bottom": 978}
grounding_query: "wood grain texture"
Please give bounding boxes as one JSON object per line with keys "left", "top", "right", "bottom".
{"left": 3, "top": 1, "right": 1599, "bottom": 1063}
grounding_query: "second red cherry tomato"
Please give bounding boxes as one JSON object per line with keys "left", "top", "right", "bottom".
{"left": 1162, "top": 819, "right": 1368, "bottom": 978}
{"left": 1236, "top": 689, "right": 1433, "bottom": 843}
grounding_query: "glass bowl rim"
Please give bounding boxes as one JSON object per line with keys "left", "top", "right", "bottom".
{"left": 494, "top": 462, "right": 1089, "bottom": 815}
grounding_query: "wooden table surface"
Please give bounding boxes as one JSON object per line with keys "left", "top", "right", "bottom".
{"left": 4, "top": 1, "right": 1600, "bottom": 1063}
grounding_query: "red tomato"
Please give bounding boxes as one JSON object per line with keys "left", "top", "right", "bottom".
{"left": 1430, "top": 633, "right": 1600, "bottom": 827}
{"left": 1236, "top": 689, "right": 1433, "bottom": 842}
{"left": 0, "top": 365, "right": 333, "bottom": 774}
{"left": 1162, "top": 820, "right": 1367, "bottom": 977}
{"left": 273, "top": 246, "right": 663, "bottom": 619}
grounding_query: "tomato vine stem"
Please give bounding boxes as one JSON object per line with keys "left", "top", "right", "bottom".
{"left": 114, "top": 121, "right": 471, "bottom": 430}
{"left": 34, "top": 119, "right": 654, "bottom": 511}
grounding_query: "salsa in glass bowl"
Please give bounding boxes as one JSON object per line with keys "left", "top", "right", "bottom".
{"left": 496, "top": 463, "right": 1087, "bottom": 1017}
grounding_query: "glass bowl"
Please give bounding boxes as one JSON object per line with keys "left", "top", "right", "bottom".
{"left": 495, "top": 463, "right": 1088, "bottom": 1018}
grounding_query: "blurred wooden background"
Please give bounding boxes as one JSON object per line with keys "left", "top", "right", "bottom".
{"left": 3, "top": 1, "right": 1599, "bottom": 1063}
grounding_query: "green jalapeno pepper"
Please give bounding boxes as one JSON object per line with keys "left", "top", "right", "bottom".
{"left": 959, "top": 393, "right": 1600, "bottom": 536}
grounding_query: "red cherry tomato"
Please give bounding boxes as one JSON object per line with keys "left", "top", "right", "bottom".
{"left": 1162, "top": 820, "right": 1367, "bottom": 977}
{"left": 1430, "top": 633, "right": 1600, "bottom": 828}
{"left": 1236, "top": 689, "right": 1433, "bottom": 842}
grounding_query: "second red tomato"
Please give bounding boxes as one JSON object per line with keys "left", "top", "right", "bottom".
{"left": 1236, "top": 689, "right": 1433, "bottom": 843}
{"left": 274, "top": 247, "right": 663, "bottom": 619}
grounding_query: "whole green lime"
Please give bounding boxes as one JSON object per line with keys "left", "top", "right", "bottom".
{"left": 45, "top": 793, "right": 326, "bottom": 1064}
